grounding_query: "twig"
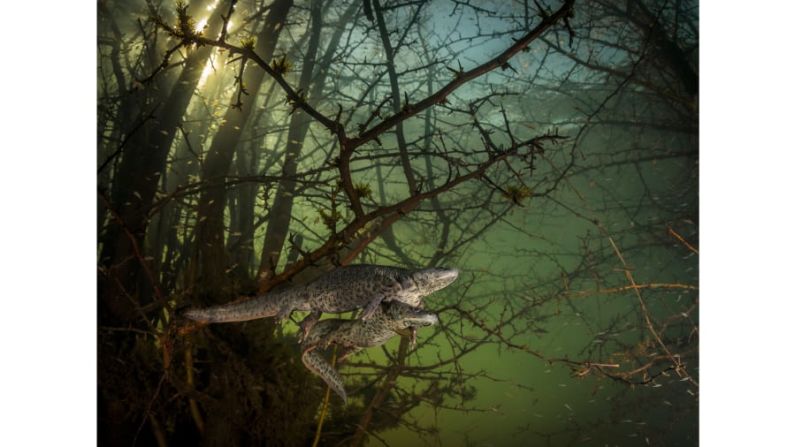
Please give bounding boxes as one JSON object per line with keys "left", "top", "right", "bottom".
{"left": 602, "top": 230, "right": 698, "bottom": 387}
{"left": 668, "top": 226, "right": 699, "bottom": 255}
{"left": 311, "top": 346, "right": 337, "bottom": 447}
{"left": 132, "top": 374, "right": 166, "bottom": 446}
{"left": 97, "top": 106, "right": 159, "bottom": 174}
{"left": 567, "top": 283, "right": 698, "bottom": 298}
{"left": 185, "top": 347, "right": 205, "bottom": 433}
{"left": 99, "top": 190, "right": 166, "bottom": 307}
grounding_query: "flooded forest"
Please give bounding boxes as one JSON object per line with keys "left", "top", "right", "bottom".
{"left": 97, "top": 0, "right": 699, "bottom": 445}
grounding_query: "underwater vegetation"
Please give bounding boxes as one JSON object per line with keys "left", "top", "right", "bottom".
{"left": 98, "top": 0, "right": 698, "bottom": 445}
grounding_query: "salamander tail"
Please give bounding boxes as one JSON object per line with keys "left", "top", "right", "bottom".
{"left": 181, "top": 295, "right": 280, "bottom": 323}
{"left": 302, "top": 350, "right": 347, "bottom": 404}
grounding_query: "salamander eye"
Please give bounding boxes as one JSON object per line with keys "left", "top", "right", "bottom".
{"left": 399, "top": 276, "right": 415, "bottom": 290}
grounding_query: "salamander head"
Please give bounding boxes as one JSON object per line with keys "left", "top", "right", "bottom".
{"left": 407, "top": 267, "right": 459, "bottom": 298}
{"left": 383, "top": 301, "right": 439, "bottom": 330}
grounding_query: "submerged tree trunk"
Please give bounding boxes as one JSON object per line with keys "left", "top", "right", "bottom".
{"left": 363, "top": 0, "right": 422, "bottom": 266}
{"left": 193, "top": 0, "right": 293, "bottom": 301}
{"left": 227, "top": 134, "right": 259, "bottom": 285}
{"left": 256, "top": 1, "right": 325, "bottom": 288}
{"left": 99, "top": 0, "right": 223, "bottom": 323}
{"left": 162, "top": 56, "right": 231, "bottom": 291}
{"left": 257, "top": 0, "right": 361, "bottom": 288}
{"left": 373, "top": 0, "right": 418, "bottom": 193}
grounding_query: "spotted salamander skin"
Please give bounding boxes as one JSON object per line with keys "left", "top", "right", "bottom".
{"left": 301, "top": 350, "right": 348, "bottom": 403}
{"left": 300, "top": 301, "right": 439, "bottom": 403}
{"left": 183, "top": 264, "right": 458, "bottom": 324}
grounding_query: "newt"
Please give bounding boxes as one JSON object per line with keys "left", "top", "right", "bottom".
{"left": 300, "top": 300, "right": 440, "bottom": 403}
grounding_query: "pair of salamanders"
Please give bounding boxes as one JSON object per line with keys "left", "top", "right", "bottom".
{"left": 183, "top": 264, "right": 458, "bottom": 402}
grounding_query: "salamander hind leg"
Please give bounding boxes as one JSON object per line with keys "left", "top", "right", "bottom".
{"left": 298, "top": 310, "right": 322, "bottom": 343}
{"left": 359, "top": 295, "right": 384, "bottom": 321}
{"left": 337, "top": 346, "right": 361, "bottom": 363}
{"left": 275, "top": 305, "right": 293, "bottom": 322}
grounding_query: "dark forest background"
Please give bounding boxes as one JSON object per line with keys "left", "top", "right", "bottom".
{"left": 97, "top": 0, "right": 698, "bottom": 445}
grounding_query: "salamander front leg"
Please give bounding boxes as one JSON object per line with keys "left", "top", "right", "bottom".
{"left": 298, "top": 310, "right": 321, "bottom": 343}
